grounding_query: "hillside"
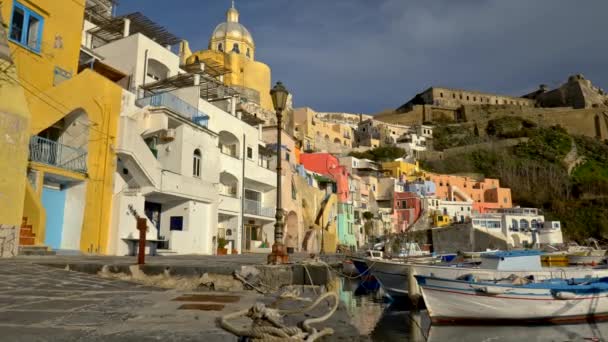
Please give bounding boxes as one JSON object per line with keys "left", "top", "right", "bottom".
{"left": 421, "top": 117, "right": 608, "bottom": 242}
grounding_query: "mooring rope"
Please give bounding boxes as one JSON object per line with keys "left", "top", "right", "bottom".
{"left": 219, "top": 292, "right": 339, "bottom": 341}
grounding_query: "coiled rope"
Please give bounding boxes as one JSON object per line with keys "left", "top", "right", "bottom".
{"left": 219, "top": 292, "right": 339, "bottom": 341}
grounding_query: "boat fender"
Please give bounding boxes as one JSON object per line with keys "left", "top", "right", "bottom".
{"left": 471, "top": 285, "right": 508, "bottom": 295}
{"left": 553, "top": 291, "right": 577, "bottom": 300}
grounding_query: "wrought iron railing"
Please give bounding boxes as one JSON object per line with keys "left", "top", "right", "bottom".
{"left": 243, "top": 199, "right": 275, "bottom": 218}
{"left": 29, "top": 136, "right": 87, "bottom": 173}
{"left": 136, "top": 92, "right": 209, "bottom": 128}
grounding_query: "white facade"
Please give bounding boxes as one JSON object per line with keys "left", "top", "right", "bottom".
{"left": 437, "top": 200, "right": 473, "bottom": 223}
{"left": 469, "top": 208, "right": 563, "bottom": 247}
{"left": 100, "top": 22, "right": 276, "bottom": 255}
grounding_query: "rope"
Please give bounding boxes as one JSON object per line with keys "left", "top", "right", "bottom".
{"left": 219, "top": 292, "right": 339, "bottom": 341}
{"left": 301, "top": 257, "right": 379, "bottom": 280}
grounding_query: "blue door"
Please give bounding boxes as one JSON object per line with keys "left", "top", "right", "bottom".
{"left": 42, "top": 187, "right": 66, "bottom": 249}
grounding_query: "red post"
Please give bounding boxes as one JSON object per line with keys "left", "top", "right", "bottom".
{"left": 137, "top": 218, "right": 147, "bottom": 265}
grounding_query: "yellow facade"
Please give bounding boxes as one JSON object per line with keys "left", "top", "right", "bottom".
{"left": 0, "top": 16, "right": 30, "bottom": 256}
{"left": 1, "top": 0, "right": 123, "bottom": 253}
{"left": 185, "top": 4, "right": 273, "bottom": 111}
{"left": 293, "top": 107, "right": 354, "bottom": 151}
{"left": 381, "top": 160, "right": 421, "bottom": 180}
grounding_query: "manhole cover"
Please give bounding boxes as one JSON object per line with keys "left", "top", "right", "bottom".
{"left": 172, "top": 294, "right": 240, "bottom": 303}
{"left": 177, "top": 303, "right": 225, "bottom": 311}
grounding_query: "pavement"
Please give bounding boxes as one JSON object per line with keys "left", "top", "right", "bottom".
{"left": 0, "top": 256, "right": 364, "bottom": 341}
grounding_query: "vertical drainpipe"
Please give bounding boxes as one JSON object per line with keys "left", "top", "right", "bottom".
{"left": 141, "top": 49, "right": 149, "bottom": 98}
{"left": 240, "top": 133, "right": 246, "bottom": 254}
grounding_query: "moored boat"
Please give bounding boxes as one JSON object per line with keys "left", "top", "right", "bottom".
{"left": 416, "top": 274, "right": 608, "bottom": 323}
{"left": 366, "top": 250, "right": 608, "bottom": 299}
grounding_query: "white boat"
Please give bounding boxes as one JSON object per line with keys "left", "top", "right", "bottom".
{"left": 366, "top": 250, "right": 608, "bottom": 298}
{"left": 568, "top": 255, "right": 606, "bottom": 266}
{"left": 416, "top": 274, "right": 608, "bottom": 323}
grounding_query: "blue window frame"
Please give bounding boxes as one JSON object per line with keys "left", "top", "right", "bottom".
{"left": 9, "top": 2, "right": 44, "bottom": 53}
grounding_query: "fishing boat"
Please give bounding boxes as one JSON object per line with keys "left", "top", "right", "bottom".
{"left": 415, "top": 274, "right": 608, "bottom": 323}
{"left": 366, "top": 250, "right": 608, "bottom": 298}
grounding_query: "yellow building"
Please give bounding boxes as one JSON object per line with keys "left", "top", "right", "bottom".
{"left": 381, "top": 160, "right": 421, "bottom": 181}
{"left": 1, "top": 0, "right": 123, "bottom": 254}
{"left": 0, "top": 15, "right": 30, "bottom": 256}
{"left": 293, "top": 107, "right": 354, "bottom": 153}
{"left": 182, "top": 3, "right": 273, "bottom": 111}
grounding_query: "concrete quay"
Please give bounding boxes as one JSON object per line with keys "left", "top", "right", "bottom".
{"left": 11, "top": 253, "right": 345, "bottom": 289}
{"left": 0, "top": 256, "right": 368, "bottom": 341}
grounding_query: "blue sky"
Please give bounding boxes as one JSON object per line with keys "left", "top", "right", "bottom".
{"left": 116, "top": 0, "right": 608, "bottom": 114}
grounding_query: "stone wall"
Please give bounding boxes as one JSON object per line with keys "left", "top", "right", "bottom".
{"left": 420, "top": 138, "right": 529, "bottom": 161}
{"left": 431, "top": 224, "right": 508, "bottom": 253}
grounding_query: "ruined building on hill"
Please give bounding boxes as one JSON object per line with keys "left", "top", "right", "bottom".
{"left": 379, "top": 74, "right": 608, "bottom": 140}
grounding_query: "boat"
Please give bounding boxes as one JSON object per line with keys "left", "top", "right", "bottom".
{"left": 416, "top": 274, "right": 608, "bottom": 323}
{"left": 568, "top": 254, "right": 607, "bottom": 266}
{"left": 342, "top": 258, "right": 359, "bottom": 276}
{"left": 366, "top": 250, "right": 608, "bottom": 298}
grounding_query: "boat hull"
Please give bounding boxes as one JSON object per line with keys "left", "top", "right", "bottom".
{"left": 568, "top": 255, "right": 606, "bottom": 266}
{"left": 418, "top": 276, "right": 608, "bottom": 323}
{"left": 365, "top": 258, "right": 411, "bottom": 297}
{"left": 366, "top": 257, "right": 608, "bottom": 298}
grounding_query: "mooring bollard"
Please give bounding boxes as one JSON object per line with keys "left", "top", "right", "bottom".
{"left": 137, "top": 217, "right": 147, "bottom": 265}
{"left": 407, "top": 264, "right": 421, "bottom": 307}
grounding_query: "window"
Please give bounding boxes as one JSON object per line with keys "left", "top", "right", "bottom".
{"left": 232, "top": 43, "right": 240, "bottom": 54}
{"left": 473, "top": 97, "right": 476, "bottom": 101}
{"left": 466, "top": 96, "right": 470, "bottom": 100}
{"left": 246, "top": 48, "right": 251, "bottom": 58}
{"left": 452, "top": 93, "right": 456, "bottom": 99}
{"left": 440, "top": 92, "right": 443, "bottom": 98}
{"left": 247, "top": 147, "right": 253, "bottom": 159}
{"left": 193, "top": 149, "right": 201, "bottom": 177}
{"left": 286, "top": 153, "right": 290, "bottom": 162}
{"left": 9, "top": 2, "right": 44, "bottom": 52}
{"left": 170, "top": 216, "right": 183, "bottom": 231}
{"left": 218, "top": 43, "right": 223, "bottom": 52}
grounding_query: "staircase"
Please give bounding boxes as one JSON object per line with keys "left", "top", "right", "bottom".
{"left": 18, "top": 217, "right": 55, "bottom": 256}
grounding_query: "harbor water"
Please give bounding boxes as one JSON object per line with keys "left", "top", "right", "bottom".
{"left": 337, "top": 277, "right": 608, "bottom": 341}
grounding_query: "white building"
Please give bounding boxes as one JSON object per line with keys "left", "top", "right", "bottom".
{"left": 85, "top": 7, "right": 276, "bottom": 255}
{"left": 471, "top": 208, "right": 563, "bottom": 247}
{"left": 396, "top": 125, "right": 433, "bottom": 159}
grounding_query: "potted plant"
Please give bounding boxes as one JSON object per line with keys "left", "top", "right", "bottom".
{"left": 217, "top": 238, "right": 228, "bottom": 255}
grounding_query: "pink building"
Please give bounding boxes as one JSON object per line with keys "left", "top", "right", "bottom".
{"left": 393, "top": 192, "right": 422, "bottom": 232}
{"left": 300, "top": 153, "right": 350, "bottom": 202}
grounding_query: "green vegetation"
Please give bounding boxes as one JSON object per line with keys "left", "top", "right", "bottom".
{"left": 422, "top": 122, "right": 608, "bottom": 242}
{"left": 348, "top": 146, "right": 406, "bottom": 162}
{"left": 433, "top": 124, "right": 485, "bottom": 151}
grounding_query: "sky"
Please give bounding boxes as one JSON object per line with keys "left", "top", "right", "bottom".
{"left": 116, "top": 0, "right": 608, "bottom": 114}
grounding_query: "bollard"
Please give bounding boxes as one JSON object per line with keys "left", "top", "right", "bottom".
{"left": 407, "top": 264, "right": 421, "bottom": 307}
{"left": 137, "top": 217, "right": 147, "bottom": 265}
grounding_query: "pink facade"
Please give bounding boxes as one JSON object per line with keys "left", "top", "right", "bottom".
{"left": 428, "top": 174, "right": 512, "bottom": 213}
{"left": 393, "top": 192, "right": 421, "bottom": 232}
{"left": 300, "top": 153, "right": 350, "bottom": 202}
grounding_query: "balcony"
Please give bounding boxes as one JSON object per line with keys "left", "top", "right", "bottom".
{"left": 136, "top": 92, "right": 209, "bottom": 128}
{"left": 29, "top": 136, "right": 87, "bottom": 173}
{"left": 244, "top": 199, "right": 275, "bottom": 218}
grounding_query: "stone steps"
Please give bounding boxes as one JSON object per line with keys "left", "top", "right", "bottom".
{"left": 18, "top": 245, "right": 56, "bottom": 256}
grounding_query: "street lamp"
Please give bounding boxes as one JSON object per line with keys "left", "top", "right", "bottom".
{"left": 268, "top": 81, "right": 290, "bottom": 264}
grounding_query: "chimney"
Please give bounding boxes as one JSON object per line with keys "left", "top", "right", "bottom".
{"left": 123, "top": 18, "right": 131, "bottom": 37}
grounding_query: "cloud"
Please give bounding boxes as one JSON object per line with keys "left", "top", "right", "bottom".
{"left": 117, "top": 0, "right": 608, "bottom": 113}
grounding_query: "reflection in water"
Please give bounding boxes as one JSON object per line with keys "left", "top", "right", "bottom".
{"left": 337, "top": 276, "right": 608, "bottom": 341}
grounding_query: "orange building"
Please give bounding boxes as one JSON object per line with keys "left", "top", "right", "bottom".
{"left": 426, "top": 174, "right": 512, "bottom": 213}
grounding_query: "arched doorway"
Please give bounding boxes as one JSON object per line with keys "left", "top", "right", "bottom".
{"left": 218, "top": 131, "right": 240, "bottom": 158}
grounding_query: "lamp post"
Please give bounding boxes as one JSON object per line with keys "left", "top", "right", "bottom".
{"left": 268, "top": 81, "right": 290, "bottom": 264}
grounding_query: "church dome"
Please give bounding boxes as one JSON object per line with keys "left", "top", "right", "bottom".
{"left": 210, "top": 5, "right": 254, "bottom": 47}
